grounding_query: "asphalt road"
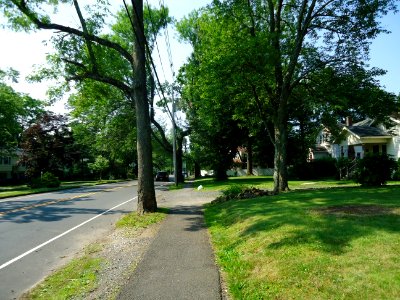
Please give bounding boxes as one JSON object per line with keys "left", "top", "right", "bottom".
{"left": 0, "top": 181, "right": 140, "bottom": 299}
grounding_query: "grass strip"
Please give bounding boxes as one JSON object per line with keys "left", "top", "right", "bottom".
{"left": 24, "top": 208, "right": 168, "bottom": 299}
{"left": 0, "top": 180, "right": 125, "bottom": 199}
{"left": 205, "top": 186, "right": 400, "bottom": 299}
{"left": 116, "top": 207, "right": 169, "bottom": 228}
{"left": 26, "top": 245, "right": 103, "bottom": 300}
{"left": 195, "top": 176, "right": 359, "bottom": 191}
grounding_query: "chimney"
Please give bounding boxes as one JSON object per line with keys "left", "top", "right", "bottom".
{"left": 345, "top": 116, "right": 352, "bottom": 127}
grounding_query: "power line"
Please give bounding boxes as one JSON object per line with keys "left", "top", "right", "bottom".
{"left": 145, "top": 0, "right": 168, "bottom": 83}
{"left": 159, "top": 0, "right": 175, "bottom": 79}
{"left": 122, "top": 0, "right": 174, "bottom": 123}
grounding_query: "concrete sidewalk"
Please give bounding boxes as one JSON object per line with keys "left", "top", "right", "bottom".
{"left": 117, "top": 185, "right": 222, "bottom": 300}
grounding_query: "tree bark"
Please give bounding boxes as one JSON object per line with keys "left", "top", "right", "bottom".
{"left": 273, "top": 93, "right": 290, "bottom": 193}
{"left": 132, "top": 0, "right": 156, "bottom": 214}
{"left": 194, "top": 162, "right": 201, "bottom": 179}
{"left": 246, "top": 138, "right": 253, "bottom": 176}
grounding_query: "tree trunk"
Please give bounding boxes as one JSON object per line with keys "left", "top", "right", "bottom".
{"left": 246, "top": 138, "right": 253, "bottom": 176}
{"left": 273, "top": 102, "right": 290, "bottom": 193}
{"left": 273, "top": 125, "right": 289, "bottom": 193}
{"left": 194, "top": 162, "right": 201, "bottom": 179}
{"left": 132, "top": 0, "right": 156, "bottom": 214}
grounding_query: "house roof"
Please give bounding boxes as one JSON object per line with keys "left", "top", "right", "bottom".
{"left": 311, "top": 145, "right": 329, "bottom": 152}
{"left": 352, "top": 118, "right": 374, "bottom": 127}
{"left": 346, "top": 125, "right": 391, "bottom": 138}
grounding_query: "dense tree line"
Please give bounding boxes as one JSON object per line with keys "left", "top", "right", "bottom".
{"left": 176, "top": 0, "right": 398, "bottom": 192}
{"left": 1, "top": 1, "right": 398, "bottom": 203}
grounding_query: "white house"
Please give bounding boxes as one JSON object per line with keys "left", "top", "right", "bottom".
{"left": 0, "top": 150, "right": 26, "bottom": 183}
{"left": 311, "top": 117, "right": 400, "bottom": 161}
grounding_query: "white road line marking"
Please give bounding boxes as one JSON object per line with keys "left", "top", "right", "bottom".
{"left": 0, "top": 197, "right": 137, "bottom": 271}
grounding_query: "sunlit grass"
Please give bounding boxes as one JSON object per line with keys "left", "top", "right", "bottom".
{"left": 25, "top": 245, "right": 104, "bottom": 299}
{"left": 195, "top": 176, "right": 359, "bottom": 191}
{"left": 205, "top": 186, "right": 400, "bottom": 299}
{"left": 116, "top": 207, "right": 169, "bottom": 229}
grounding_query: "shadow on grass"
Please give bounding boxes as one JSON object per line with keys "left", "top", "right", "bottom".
{"left": 197, "top": 176, "right": 274, "bottom": 190}
{"left": 206, "top": 187, "right": 400, "bottom": 255}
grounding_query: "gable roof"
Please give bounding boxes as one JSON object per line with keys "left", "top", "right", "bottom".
{"left": 352, "top": 118, "right": 374, "bottom": 127}
{"left": 345, "top": 126, "right": 391, "bottom": 138}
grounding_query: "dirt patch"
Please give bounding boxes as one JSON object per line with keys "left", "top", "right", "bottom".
{"left": 313, "top": 205, "right": 398, "bottom": 216}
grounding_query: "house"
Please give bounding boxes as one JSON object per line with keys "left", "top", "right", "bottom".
{"left": 311, "top": 117, "right": 400, "bottom": 161}
{"left": 0, "top": 150, "right": 26, "bottom": 183}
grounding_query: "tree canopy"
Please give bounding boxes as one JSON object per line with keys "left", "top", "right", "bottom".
{"left": 0, "top": 69, "right": 44, "bottom": 153}
{"left": 177, "top": 0, "right": 398, "bottom": 191}
{"left": 1, "top": 0, "right": 173, "bottom": 213}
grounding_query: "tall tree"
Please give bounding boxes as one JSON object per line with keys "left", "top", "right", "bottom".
{"left": 0, "top": 69, "right": 44, "bottom": 153}
{"left": 1, "top": 1, "right": 170, "bottom": 213}
{"left": 179, "top": 1, "right": 397, "bottom": 192}
{"left": 20, "top": 112, "right": 75, "bottom": 179}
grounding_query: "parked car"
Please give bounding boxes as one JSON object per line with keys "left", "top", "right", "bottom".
{"left": 155, "top": 171, "right": 169, "bottom": 182}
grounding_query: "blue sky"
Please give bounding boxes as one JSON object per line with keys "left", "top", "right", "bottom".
{"left": 0, "top": 0, "right": 398, "bottom": 113}
{"left": 369, "top": 11, "right": 399, "bottom": 95}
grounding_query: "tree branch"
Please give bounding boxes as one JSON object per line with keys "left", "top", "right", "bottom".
{"left": 73, "top": 0, "right": 98, "bottom": 73}
{"left": 66, "top": 72, "right": 132, "bottom": 96}
{"left": 12, "top": 0, "right": 133, "bottom": 66}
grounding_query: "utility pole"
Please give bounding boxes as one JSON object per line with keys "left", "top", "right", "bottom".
{"left": 172, "top": 87, "right": 178, "bottom": 186}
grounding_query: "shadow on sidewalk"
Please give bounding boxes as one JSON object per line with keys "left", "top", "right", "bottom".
{"left": 169, "top": 205, "right": 206, "bottom": 232}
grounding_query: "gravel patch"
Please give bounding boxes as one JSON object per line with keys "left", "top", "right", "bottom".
{"left": 85, "top": 221, "right": 162, "bottom": 299}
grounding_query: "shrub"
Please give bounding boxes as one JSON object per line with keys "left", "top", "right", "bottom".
{"left": 222, "top": 185, "right": 245, "bottom": 199}
{"left": 42, "top": 172, "right": 60, "bottom": 187}
{"left": 392, "top": 158, "right": 400, "bottom": 180}
{"left": 354, "top": 154, "right": 397, "bottom": 186}
{"left": 28, "top": 172, "right": 60, "bottom": 189}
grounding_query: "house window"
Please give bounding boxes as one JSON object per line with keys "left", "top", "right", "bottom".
{"left": 0, "top": 157, "right": 11, "bottom": 165}
{"left": 382, "top": 145, "right": 387, "bottom": 154}
{"left": 373, "top": 145, "right": 379, "bottom": 154}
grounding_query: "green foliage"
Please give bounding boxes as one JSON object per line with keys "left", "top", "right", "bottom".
{"left": 354, "top": 154, "right": 397, "bottom": 186}
{"left": 392, "top": 159, "right": 400, "bottom": 180}
{"left": 28, "top": 172, "right": 60, "bottom": 189}
{"left": 177, "top": 0, "right": 398, "bottom": 191}
{"left": 0, "top": 69, "right": 44, "bottom": 152}
{"left": 88, "top": 155, "right": 109, "bottom": 180}
{"left": 41, "top": 172, "right": 60, "bottom": 187}
{"left": 222, "top": 185, "right": 245, "bottom": 199}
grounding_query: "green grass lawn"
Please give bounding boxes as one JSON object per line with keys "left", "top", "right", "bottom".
{"left": 195, "top": 176, "right": 359, "bottom": 191}
{"left": 0, "top": 179, "right": 124, "bottom": 199}
{"left": 205, "top": 185, "right": 400, "bottom": 299}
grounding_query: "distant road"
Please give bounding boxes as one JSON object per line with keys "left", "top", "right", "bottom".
{"left": 0, "top": 181, "right": 141, "bottom": 299}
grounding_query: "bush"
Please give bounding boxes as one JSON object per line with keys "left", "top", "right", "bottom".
{"left": 392, "top": 158, "right": 400, "bottom": 180}
{"left": 42, "top": 172, "right": 60, "bottom": 187}
{"left": 290, "top": 158, "right": 337, "bottom": 180}
{"left": 222, "top": 185, "right": 245, "bottom": 199}
{"left": 28, "top": 172, "right": 60, "bottom": 189}
{"left": 354, "top": 154, "right": 397, "bottom": 186}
